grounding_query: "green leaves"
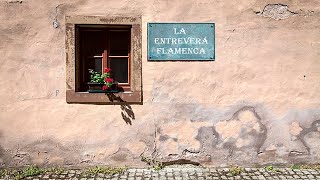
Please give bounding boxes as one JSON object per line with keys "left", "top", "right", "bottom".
{"left": 140, "top": 155, "right": 164, "bottom": 170}
{"left": 82, "top": 166, "right": 127, "bottom": 176}
{"left": 88, "top": 69, "right": 110, "bottom": 84}
{"left": 0, "top": 166, "right": 63, "bottom": 180}
{"left": 264, "top": 165, "right": 281, "bottom": 172}
{"left": 20, "top": 166, "right": 43, "bottom": 178}
{"left": 229, "top": 166, "right": 244, "bottom": 175}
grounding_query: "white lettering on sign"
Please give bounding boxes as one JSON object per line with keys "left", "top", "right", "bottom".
{"left": 174, "top": 28, "right": 186, "bottom": 34}
{"left": 156, "top": 48, "right": 206, "bottom": 55}
{"left": 154, "top": 37, "right": 208, "bottom": 45}
{"left": 154, "top": 27, "right": 209, "bottom": 55}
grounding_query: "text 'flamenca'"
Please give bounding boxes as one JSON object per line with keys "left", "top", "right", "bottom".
{"left": 156, "top": 48, "right": 206, "bottom": 54}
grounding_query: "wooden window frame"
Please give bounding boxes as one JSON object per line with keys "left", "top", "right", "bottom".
{"left": 65, "top": 16, "right": 142, "bottom": 104}
{"left": 106, "top": 28, "right": 131, "bottom": 90}
{"left": 76, "top": 26, "right": 131, "bottom": 91}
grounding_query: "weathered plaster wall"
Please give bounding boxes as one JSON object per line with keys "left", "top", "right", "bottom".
{"left": 0, "top": 0, "right": 319, "bottom": 167}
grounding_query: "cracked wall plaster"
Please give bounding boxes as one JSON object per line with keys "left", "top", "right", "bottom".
{"left": 148, "top": 80, "right": 320, "bottom": 166}
{"left": 256, "top": 4, "right": 297, "bottom": 20}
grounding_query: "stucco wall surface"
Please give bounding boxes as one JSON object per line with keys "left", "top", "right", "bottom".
{"left": 0, "top": 0, "right": 319, "bottom": 167}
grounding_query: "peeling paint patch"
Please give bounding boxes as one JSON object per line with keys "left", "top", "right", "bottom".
{"left": 157, "top": 121, "right": 210, "bottom": 154}
{"left": 215, "top": 107, "right": 266, "bottom": 150}
{"left": 195, "top": 126, "right": 219, "bottom": 151}
{"left": 80, "top": 153, "right": 95, "bottom": 164}
{"left": 290, "top": 122, "right": 303, "bottom": 136}
{"left": 256, "top": 4, "right": 297, "bottom": 20}
{"left": 298, "top": 120, "right": 320, "bottom": 155}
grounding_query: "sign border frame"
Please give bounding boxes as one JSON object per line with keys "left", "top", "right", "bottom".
{"left": 147, "top": 22, "right": 215, "bottom": 61}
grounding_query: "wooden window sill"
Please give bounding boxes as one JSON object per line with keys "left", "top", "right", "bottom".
{"left": 66, "top": 90, "right": 142, "bottom": 104}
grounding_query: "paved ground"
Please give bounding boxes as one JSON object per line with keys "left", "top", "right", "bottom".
{"left": 1, "top": 166, "right": 320, "bottom": 179}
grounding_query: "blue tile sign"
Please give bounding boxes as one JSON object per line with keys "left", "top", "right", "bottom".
{"left": 148, "top": 23, "right": 215, "bottom": 61}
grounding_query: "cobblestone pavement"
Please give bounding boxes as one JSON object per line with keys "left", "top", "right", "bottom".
{"left": 1, "top": 167, "right": 320, "bottom": 179}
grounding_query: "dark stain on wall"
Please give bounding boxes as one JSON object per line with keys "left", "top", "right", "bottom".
{"left": 196, "top": 126, "right": 219, "bottom": 152}
{"left": 221, "top": 106, "right": 267, "bottom": 154}
{"left": 7, "top": 1, "right": 23, "bottom": 4}
{"left": 297, "top": 120, "right": 320, "bottom": 154}
{"left": 162, "top": 159, "right": 201, "bottom": 166}
{"left": 159, "top": 135, "right": 170, "bottom": 142}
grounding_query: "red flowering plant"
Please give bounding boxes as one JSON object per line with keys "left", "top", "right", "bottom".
{"left": 88, "top": 68, "right": 114, "bottom": 90}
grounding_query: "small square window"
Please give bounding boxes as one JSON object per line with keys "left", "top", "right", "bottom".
{"left": 76, "top": 25, "right": 131, "bottom": 91}
{"left": 66, "top": 16, "right": 142, "bottom": 104}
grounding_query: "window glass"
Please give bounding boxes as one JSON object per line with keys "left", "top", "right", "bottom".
{"left": 93, "top": 57, "right": 102, "bottom": 73}
{"left": 80, "top": 30, "right": 105, "bottom": 89}
{"left": 110, "top": 58, "right": 128, "bottom": 83}
{"left": 109, "top": 30, "right": 130, "bottom": 56}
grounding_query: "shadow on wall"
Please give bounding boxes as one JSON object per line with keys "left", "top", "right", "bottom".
{"left": 107, "top": 94, "right": 135, "bottom": 125}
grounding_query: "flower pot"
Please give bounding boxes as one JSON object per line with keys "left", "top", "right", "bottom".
{"left": 87, "top": 82, "right": 119, "bottom": 93}
{"left": 87, "top": 82, "right": 104, "bottom": 90}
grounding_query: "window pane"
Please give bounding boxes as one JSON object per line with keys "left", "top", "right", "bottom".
{"left": 79, "top": 29, "right": 106, "bottom": 91}
{"left": 109, "top": 30, "right": 130, "bottom": 56}
{"left": 83, "top": 30, "right": 105, "bottom": 56}
{"left": 87, "top": 57, "right": 102, "bottom": 75}
{"left": 93, "top": 58, "right": 102, "bottom": 73}
{"left": 110, "top": 58, "right": 128, "bottom": 83}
